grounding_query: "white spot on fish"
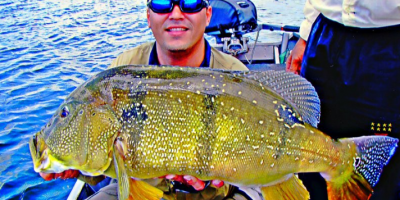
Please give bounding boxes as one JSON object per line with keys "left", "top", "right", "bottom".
{"left": 291, "top": 123, "right": 305, "bottom": 128}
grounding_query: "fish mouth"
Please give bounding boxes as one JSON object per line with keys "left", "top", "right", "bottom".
{"left": 29, "top": 133, "right": 40, "bottom": 171}
{"left": 29, "top": 133, "right": 49, "bottom": 172}
{"left": 29, "top": 132, "right": 67, "bottom": 173}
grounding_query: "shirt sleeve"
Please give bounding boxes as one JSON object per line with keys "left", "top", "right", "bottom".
{"left": 299, "top": 0, "right": 320, "bottom": 41}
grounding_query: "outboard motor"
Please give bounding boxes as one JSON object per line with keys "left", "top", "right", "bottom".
{"left": 205, "top": 0, "right": 257, "bottom": 56}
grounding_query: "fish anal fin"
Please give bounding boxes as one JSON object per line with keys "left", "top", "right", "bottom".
{"left": 326, "top": 172, "right": 372, "bottom": 200}
{"left": 260, "top": 175, "right": 309, "bottom": 200}
{"left": 128, "top": 179, "right": 164, "bottom": 200}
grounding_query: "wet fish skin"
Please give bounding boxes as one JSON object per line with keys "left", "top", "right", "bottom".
{"left": 29, "top": 65, "right": 398, "bottom": 200}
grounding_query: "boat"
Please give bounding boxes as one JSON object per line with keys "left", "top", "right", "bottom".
{"left": 67, "top": 0, "right": 300, "bottom": 199}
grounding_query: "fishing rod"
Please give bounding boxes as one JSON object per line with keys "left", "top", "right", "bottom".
{"left": 260, "top": 24, "right": 300, "bottom": 32}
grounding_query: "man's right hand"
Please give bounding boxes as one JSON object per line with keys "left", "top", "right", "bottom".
{"left": 39, "top": 169, "right": 80, "bottom": 181}
{"left": 164, "top": 175, "right": 224, "bottom": 191}
{"left": 286, "top": 38, "right": 307, "bottom": 74}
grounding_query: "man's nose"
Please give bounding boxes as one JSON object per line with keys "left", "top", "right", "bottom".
{"left": 169, "top": 5, "right": 184, "bottom": 19}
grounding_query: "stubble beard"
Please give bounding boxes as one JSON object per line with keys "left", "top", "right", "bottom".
{"left": 165, "top": 42, "right": 190, "bottom": 53}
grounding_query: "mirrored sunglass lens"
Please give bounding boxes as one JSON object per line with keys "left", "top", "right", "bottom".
{"left": 151, "top": 0, "right": 172, "bottom": 12}
{"left": 181, "top": 0, "right": 203, "bottom": 12}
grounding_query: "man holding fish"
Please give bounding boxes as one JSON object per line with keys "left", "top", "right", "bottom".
{"left": 31, "top": 0, "right": 398, "bottom": 200}
{"left": 38, "top": 0, "right": 251, "bottom": 199}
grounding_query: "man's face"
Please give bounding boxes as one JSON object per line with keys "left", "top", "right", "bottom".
{"left": 147, "top": 2, "right": 212, "bottom": 52}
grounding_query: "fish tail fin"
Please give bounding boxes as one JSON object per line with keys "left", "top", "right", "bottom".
{"left": 322, "top": 136, "right": 398, "bottom": 200}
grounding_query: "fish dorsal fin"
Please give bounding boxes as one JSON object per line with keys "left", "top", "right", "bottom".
{"left": 243, "top": 70, "right": 320, "bottom": 128}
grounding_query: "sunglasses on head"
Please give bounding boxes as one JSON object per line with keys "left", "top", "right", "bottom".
{"left": 148, "top": 0, "right": 209, "bottom": 14}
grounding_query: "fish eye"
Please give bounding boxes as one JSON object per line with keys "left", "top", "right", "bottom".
{"left": 60, "top": 106, "right": 70, "bottom": 118}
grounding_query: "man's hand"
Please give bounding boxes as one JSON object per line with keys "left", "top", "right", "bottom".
{"left": 286, "top": 38, "right": 307, "bottom": 74}
{"left": 39, "top": 169, "right": 80, "bottom": 181}
{"left": 164, "top": 175, "right": 224, "bottom": 191}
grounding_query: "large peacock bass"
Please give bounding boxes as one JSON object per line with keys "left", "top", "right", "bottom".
{"left": 30, "top": 65, "right": 398, "bottom": 200}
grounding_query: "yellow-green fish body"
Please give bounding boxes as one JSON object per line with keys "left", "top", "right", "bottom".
{"left": 30, "top": 65, "right": 398, "bottom": 200}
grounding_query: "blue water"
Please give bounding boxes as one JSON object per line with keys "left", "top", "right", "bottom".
{"left": 0, "top": 0, "right": 303, "bottom": 199}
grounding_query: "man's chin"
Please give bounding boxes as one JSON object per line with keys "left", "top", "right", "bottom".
{"left": 163, "top": 42, "right": 191, "bottom": 53}
{"left": 166, "top": 44, "right": 189, "bottom": 52}
{"left": 168, "top": 48, "right": 187, "bottom": 53}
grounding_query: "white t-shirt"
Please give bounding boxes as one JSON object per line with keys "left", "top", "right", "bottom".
{"left": 300, "top": 0, "right": 400, "bottom": 40}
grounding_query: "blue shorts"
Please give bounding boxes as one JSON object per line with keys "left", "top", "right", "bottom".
{"left": 299, "top": 14, "right": 400, "bottom": 200}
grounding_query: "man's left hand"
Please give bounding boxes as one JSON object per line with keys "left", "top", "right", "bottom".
{"left": 39, "top": 169, "right": 80, "bottom": 181}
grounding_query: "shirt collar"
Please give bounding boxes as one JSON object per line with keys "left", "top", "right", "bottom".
{"left": 149, "top": 40, "right": 211, "bottom": 68}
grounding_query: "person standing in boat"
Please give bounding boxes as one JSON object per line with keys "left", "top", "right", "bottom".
{"left": 286, "top": 0, "right": 400, "bottom": 199}
{"left": 40, "top": 0, "right": 251, "bottom": 199}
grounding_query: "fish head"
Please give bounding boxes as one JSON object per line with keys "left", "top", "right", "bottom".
{"left": 30, "top": 95, "right": 120, "bottom": 176}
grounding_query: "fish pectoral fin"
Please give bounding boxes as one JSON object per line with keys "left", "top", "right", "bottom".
{"left": 260, "top": 174, "right": 309, "bottom": 200}
{"left": 113, "top": 149, "right": 163, "bottom": 200}
{"left": 114, "top": 150, "right": 129, "bottom": 200}
{"left": 128, "top": 179, "right": 164, "bottom": 200}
